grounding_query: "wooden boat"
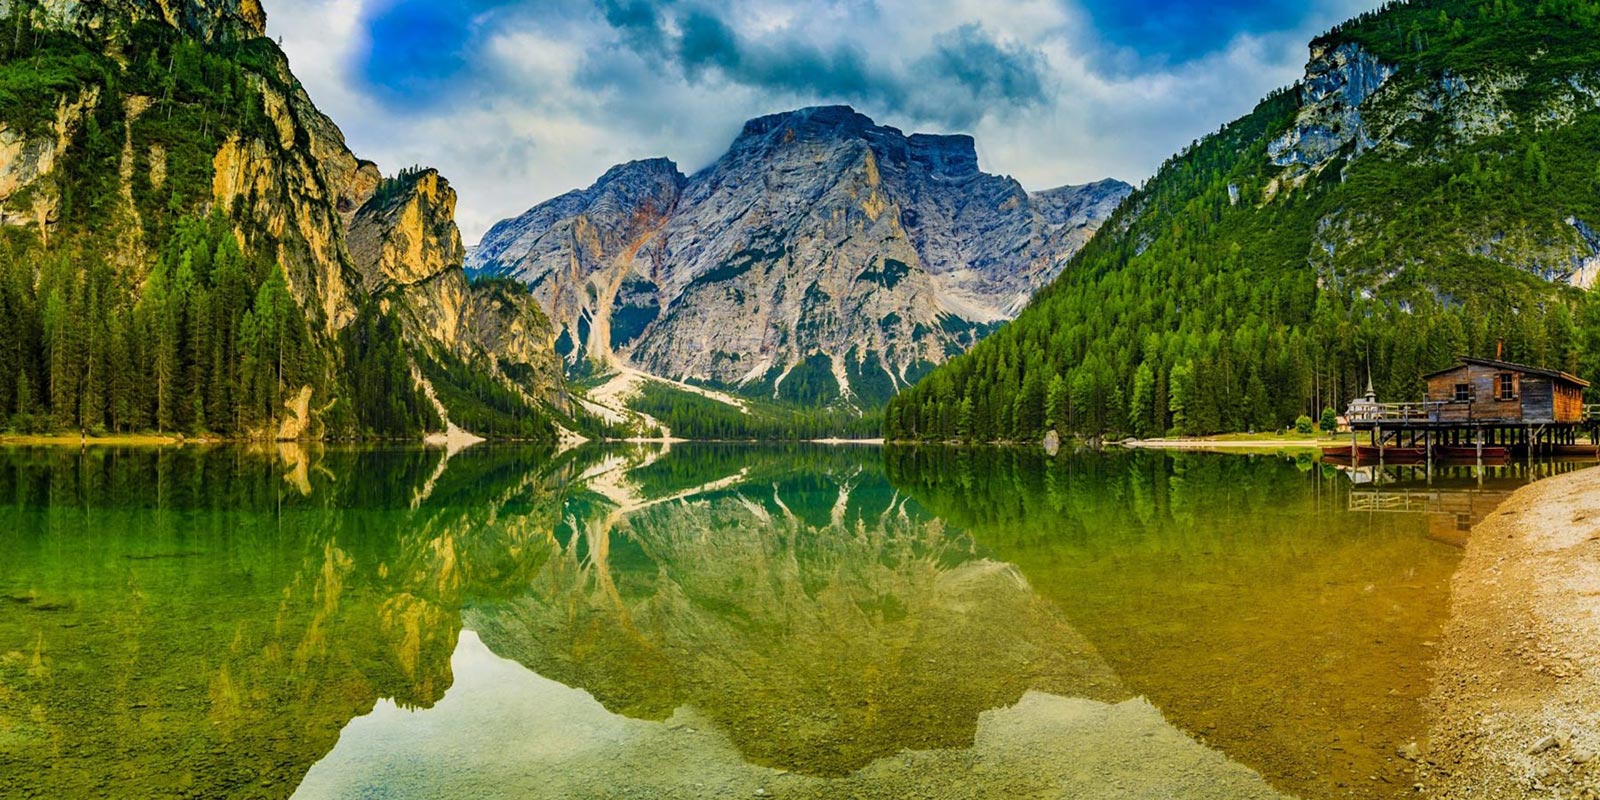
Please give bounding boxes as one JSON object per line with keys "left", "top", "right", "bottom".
{"left": 1547, "top": 443, "right": 1600, "bottom": 458}
{"left": 1433, "top": 445, "right": 1511, "bottom": 461}
{"left": 1320, "top": 444, "right": 1428, "bottom": 462}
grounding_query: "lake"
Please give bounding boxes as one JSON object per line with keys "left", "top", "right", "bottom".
{"left": 0, "top": 444, "right": 1572, "bottom": 798}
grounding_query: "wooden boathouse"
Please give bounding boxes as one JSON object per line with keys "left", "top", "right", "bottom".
{"left": 1336, "top": 356, "right": 1598, "bottom": 463}
{"left": 1422, "top": 357, "right": 1587, "bottom": 425}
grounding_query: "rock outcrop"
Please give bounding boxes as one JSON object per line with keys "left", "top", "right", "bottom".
{"left": 471, "top": 106, "right": 1130, "bottom": 405}
{"left": 348, "top": 169, "right": 467, "bottom": 292}
{"left": 350, "top": 169, "right": 569, "bottom": 414}
{"left": 0, "top": 0, "right": 567, "bottom": 436}
{"left": 1268, "top": 42, "right": 1396, "bottom": 168}
{"left": 12, "top": 0, "right": 266, "bottom": 42}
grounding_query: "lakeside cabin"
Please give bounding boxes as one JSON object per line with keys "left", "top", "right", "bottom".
{"left": 1337, "top": 356, "right": 1598, "bottom": 462}
{"left": 1422, "top": 357, "right": 1588, "bottom": 425}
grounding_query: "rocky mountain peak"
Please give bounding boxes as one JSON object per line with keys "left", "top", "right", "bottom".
{"left": 596, "top": 157, "right": 685, "bottom": 187}
{"left": 471, "top": 106, "right": 1132, "bottom": 405}
{"left": 907, "top": 133, "right": 980, "bottom": 179}
{"left": 588, "top": 157, "right": 688, "bottom": 215}
{"left": 723, "top": 106, "right": 982, "bottom": 185}
{"left": 735, "top": 105, "right": 878, "bottom": 143}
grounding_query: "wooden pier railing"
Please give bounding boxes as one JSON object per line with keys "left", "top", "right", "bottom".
{"left": 1348, "top": 402, "right": 1600, "bottom": 426}
{"left": 1346, "top": 402, "right": 1447, "bottom": 424}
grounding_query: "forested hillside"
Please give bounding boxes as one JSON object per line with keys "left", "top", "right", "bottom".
{"left": 626, "top": 383, "right": 881, "bottom": 440}
{"left": 887, "top": 0, "right": 1600, "bottom": 442}
{"left": 0, "top": 0, "right": 567, "bottom": 440}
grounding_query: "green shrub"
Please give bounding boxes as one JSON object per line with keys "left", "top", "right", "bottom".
{"left": 1295, "top": 415, "right": 1315, "bottom": 435}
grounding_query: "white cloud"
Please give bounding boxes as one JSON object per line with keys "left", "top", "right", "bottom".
{"left": 265, "top": 0, "right": 1377, "bottom": 243}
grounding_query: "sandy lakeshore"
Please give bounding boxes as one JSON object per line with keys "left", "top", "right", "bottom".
{"left": 1417, "top": 467, "right": 1600, "bottom": 799}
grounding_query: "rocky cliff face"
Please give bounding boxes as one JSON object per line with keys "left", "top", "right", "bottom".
{"left": 348, "top": 169, "right": 466, "bottom": 291}
{"left": 10, "top": 0, "right": 266, "bottom": 42}
{"left": 208, "top": 69, "right": 375, "bottom": 332}
{"left": 0, "top": 0, "right": 567, "bottom": 436}
{"left": 345, "top": 169, "right": 567, "bottom": 413}
{"left": 471, "top": 106, "right": 1130, "bottom": 405}
{"left": 1264, "top": 33, "right": 1600, "bottom": 290}
{"left": 471, "top": 158, "right": 685, "bottom": 369}
{"left": 1268, "top": 42, "right": 1396, "bottom": 168}
{"left": 1024, "top": 178, "right": 1137, "bottom": 307}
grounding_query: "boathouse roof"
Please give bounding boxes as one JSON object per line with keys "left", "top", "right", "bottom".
{"left": 1421, "top": 357, "right": 1590, "bottom": 389}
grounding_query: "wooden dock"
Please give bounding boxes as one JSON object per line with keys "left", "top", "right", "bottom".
{"left": 1329, "top": 357, "right": 1600, "bottom": 466}
{"left": 1337, "top": 402, "right": 1600, "bottom": 460}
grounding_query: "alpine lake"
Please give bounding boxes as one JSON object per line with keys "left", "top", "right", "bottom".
{"left": 0, "top": 442, "right": 1577, "bottom": 799}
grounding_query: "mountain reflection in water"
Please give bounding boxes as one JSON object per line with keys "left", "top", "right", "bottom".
{"left": 0, "top": 444, "right": 1535, "bottom": 798}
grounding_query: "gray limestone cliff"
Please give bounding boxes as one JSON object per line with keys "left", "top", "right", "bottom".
{"left": 1268, "top": 42, "right": 1397, "bottom": 168}
{"left": 471, "top": 106, "right": 1130, "bottom": 405}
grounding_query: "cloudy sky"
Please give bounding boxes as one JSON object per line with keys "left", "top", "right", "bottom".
{"left": 265, "top": 0, "right": 1378, "bottom": 243}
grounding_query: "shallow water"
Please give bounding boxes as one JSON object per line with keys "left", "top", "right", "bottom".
{"left": 0, "top": 444, "right": 1573, "bottom": 798}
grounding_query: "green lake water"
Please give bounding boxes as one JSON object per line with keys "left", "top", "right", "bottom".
{"left": 0, "top": 443, "right": 1573, "bottom": 798}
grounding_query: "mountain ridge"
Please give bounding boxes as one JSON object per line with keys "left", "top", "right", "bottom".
{"left": 470, "top": 104, "right": 1131, "bottom": 408}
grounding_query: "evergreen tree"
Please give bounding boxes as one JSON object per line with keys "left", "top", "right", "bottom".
{"left": 1130, "top": 361, "right": 1156, "bottom": 438}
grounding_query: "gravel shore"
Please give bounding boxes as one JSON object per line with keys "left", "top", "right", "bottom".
{"left": 1417, "top": 467, "right": 1600, "bottom": 799}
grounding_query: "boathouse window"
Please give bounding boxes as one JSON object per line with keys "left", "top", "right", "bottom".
{"left": 1498, "top": 373, "right": 1516, "bottom": 401}
{"left": 1454, "top": 383, "right": 1470, "bottom": 402}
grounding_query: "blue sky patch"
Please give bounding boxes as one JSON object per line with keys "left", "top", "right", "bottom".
{"left": 1078, "top": 0, "right": 1340, "bottom": 61}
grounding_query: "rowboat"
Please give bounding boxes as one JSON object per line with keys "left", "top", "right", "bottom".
{"left": 1547, "top": 444, "right": 1600, "bottom": 458}
{"left": 1319, "top": 444, "right": 1428, "bottom": 462}
{"left": 1433, "top": 445, "right": 1511, "bottom": 461}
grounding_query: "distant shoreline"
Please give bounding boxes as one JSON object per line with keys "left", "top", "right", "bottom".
{"left": 0, "top": 435, "right": 1340, "bottom": 451}
{"left": 0, "top": 433, "right": 539, "bottom": 448}
{"left": 0, "top": 433, "right": 891, "bottom": 448}
{"left": 0, "top": 433, "right": 187, "bottom": 447}
{"left": 1121, "top": 437, "right": 1332, "bottom": 451}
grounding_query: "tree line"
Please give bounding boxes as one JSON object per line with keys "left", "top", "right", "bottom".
{"left": 0, "top": 214, "right": 334, "bottom": 436}
{"left": 630, "top": 383, "right": 882, "bottom": 441}
{"left": 0, "top": 208, "right": 476, "bottom": 439}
